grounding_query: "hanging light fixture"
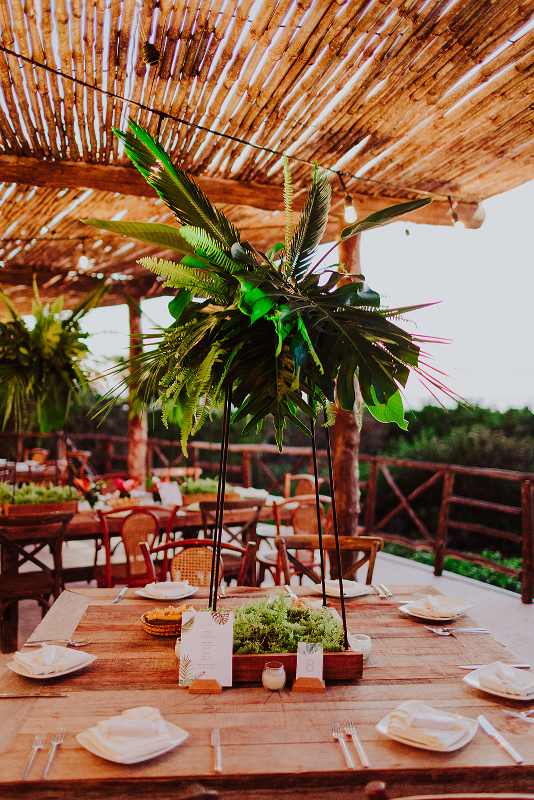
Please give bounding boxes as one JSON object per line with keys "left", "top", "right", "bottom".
{"left": 78, "top": 239, "right": 95, "bottom": 271}
{"left": 343, "top": 194, "right": 358, "bottom": 224}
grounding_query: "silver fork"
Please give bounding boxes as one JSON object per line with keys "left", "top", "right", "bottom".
{"left": 425, "top": 625, "right": 489, "bottom": 637}
{"left": 23, "top": 639, "right": 90, "bottom": 648}
{"left": 379, "top": 584, "right": 392, "bottom": 599}
{"left": 42, "top": 732, "right": 64, "bottom": 778}
{"left": 22, "top": 735, "right": 45, "bottom": 779}
{"left": 332, "top": 723, "right": 355, "bottom": 769}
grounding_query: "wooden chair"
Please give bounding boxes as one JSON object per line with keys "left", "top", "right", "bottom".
{"left": 258, "top": 495, "right": 331, "bottom": 585}
{"left": 96, "top": 507, "right": 162, "bottom": 588}
{"left": 199, "top": 498, "right": 266, "bottom": 545}
{"left": 365, "top": 781, "right": 534, "bottom": 800}
{"left": 275, "top": 532, "right": 383, "bottom": 585}
{"left": 141, "top": 538, "right": 257, "bottom": 588}
{"left": 0, "top": 511, "right": 73, "bottom": 652}
{"left": 283, "top": 472, "right": 324, "bottom": 498}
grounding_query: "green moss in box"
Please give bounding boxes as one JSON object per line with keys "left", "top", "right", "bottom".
{"left": 180, "top": 477, "right": 233, "bottom": 495}
{"left": 0, "top": 482, "right": 80, "bottom": 505}
{"left": 233, "top": 596, "right": 343, "bottom": 654}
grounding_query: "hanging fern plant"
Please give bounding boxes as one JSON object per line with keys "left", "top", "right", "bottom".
{"left": 85, "top": 119, "right": 455, "bottom": 452}
{"left": 0, "top": 282, "right": 107, "bottom": 432}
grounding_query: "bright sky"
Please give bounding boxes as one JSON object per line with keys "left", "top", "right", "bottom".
{"left": 82, "top": 180, "right": 534, "bottom": 410}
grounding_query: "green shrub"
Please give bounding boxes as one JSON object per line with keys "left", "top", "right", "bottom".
{"left": 0, "top": 482, "right": 80, "bottom": 505}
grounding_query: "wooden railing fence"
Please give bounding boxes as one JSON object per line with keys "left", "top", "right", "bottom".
{"left": 1, "top": 432, "right": 532, "bottom": 602}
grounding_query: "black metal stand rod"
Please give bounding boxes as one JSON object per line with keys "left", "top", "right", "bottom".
{"left": 208, "top": 383, "right": 231, "bottom": 609}
{"left": 212, "top": 382, "right": 232, "bottom": 611}
{"left": 310, "top": 417, "right": 327, "bottom": 607}
{"left": 325, "top": 425, "right": 349, "bottom": 650}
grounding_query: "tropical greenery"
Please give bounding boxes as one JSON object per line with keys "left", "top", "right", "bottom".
{"left": 0, "top": 482, "right": 80, "bottom": 505}
{"left": 179, "top": 476, "right": 227, "bottom": 495}
{"left": 0, "top": 282, "right": 106, "bottom": 432}
{"left": 86, "top": 119, "right": 453, "bottom": 453}
{"left": 232, "top": 596, "right": 344, "bottom": 654}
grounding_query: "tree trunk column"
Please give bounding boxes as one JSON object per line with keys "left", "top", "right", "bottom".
{"left": 127, "top": 298, "right": 148, "bottom": 485}
{"left": 331, "top": 226, "right": 363, "bottom": 571}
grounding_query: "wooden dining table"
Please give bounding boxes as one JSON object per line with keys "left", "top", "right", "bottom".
{"left": 0, "top": 584, "right": 533, "bottom": 799}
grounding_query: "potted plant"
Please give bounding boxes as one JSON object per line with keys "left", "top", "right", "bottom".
{"left": 0, "top": 482, "right": 80, "bottom": 516}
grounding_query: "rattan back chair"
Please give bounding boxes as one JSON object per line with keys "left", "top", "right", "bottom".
{"left": 141, "top": 538, "right": 257, "bottom": 588}
{"left": 365, "top": 781, "right": 534, "bottom": 800}
{"left": 199, "top": 498, "right": 266, "bottom": 546}
{"left": 283, "top": 473, "right": 325, "bottom": 498}
{"left": 97, "top": 507, "right": 162, "bottom": 588}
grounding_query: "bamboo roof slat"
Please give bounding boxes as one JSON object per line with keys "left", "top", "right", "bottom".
{"left": 0, "top": 0, "right": 532, "bottom": 311}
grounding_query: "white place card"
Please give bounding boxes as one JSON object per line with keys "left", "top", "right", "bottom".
{"left": 158, "top": 481, "right": 183, "bottom": 507}
{"left": 296, "top": 642, "right": 323, "bottom": 681}
{"left": 179, "top": 609, "right": 234, "bottom": 687}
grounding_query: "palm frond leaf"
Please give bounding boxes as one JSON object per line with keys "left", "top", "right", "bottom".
{"left": 287, "top": 166, "right": 331, "bottom": 282}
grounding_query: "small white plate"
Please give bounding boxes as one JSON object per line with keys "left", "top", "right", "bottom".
{"left": 7, "top": 652, "right": 96, "bottom": 680}
{"left": 309, "top": 580, "right": 373, "bottom": 599}
{"left": 77, "top": 721, "right": 189, "bottom": 764}
{"left": 399, "top": 602, "right": 470, "bottom": 622}
{"left": 135, "top": 585, "right": 198, "bottom": 601}
{"left": 463, "top": 670, "right": 534, "bottom": 702}
{"left": 376, "top": 712, "right": 478, "bottom": 752}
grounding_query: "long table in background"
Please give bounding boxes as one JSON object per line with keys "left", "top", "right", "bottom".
{"left": 0, "top": 585, "right": 533, "bottom": 798}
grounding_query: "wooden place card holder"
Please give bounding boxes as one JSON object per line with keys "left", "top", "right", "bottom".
{"left": 189, "top": 678, "right": 222, "bottom": 694}
{"left": 292, "top": 676, "right": 325, "bottom": 693}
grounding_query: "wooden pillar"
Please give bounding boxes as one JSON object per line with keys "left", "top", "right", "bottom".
{"left": 330, "top": 223, "right": 363, "bottom": 575}
{"left": 127, "top": 298, "right": 148, "bottom": 485}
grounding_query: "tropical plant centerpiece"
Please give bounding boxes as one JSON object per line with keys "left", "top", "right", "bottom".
{"left": 0, "top": 482, "right": 80, "bottom": 515}
{"left": 178, "top": 476, "right": 241, "bottom": 505}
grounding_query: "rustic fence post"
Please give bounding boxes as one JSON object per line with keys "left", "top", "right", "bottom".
{"left": 241, "top": 449, "right": 252, "bottom": 488}
{"left": 104, "top": 441, "right": 113, "bottom": 474}
{"left": 434, "top": 470, "right": 454, "bottom": 575}
{"left": 521, "top": 479, "right": 533, "bottom": 603}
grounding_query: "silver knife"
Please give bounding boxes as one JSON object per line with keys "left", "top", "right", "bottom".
{"left": 478, "top": 715, "right": 524, "bottom": 764}
{"left": 211, "top": 728, "right": 222, "bottom": 773}
{"left": 460, "top": 664, "right": 530, "bottom": 670}
{"left": 111, "top": 586, "right": 128, "bottom": 604}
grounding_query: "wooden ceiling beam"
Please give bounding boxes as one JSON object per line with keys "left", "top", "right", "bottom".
{"left": 0, "top": 155, "right": 483, "bottom": 228}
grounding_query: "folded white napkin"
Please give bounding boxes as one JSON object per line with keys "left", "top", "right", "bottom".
{"left": 477, "top": 662, "right": 534, "bottom": 696}
{"left": 408, "top": 595, "right": 465, "bottom": 618}
{"left": 387, "top": 700, "right": 467, "bottom": 749}
{"left": 143, "top": 581, "right": 190, "bottom": 599}
{"left": 321, "top": 580, "right": 370, "bottom": 598}
{"left": 14, "top": 644, "right": 86, "bottom": 675}
{"left": 84, "top": 707, "right": 177, "bottom": 761}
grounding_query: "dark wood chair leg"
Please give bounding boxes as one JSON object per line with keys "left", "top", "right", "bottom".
{"left": 365, "top": 780, "right": 388, "bottom": 800}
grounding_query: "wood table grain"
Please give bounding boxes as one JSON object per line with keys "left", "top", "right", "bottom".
{"left": 1, "top": 585, "right": 533, "bottom": 799}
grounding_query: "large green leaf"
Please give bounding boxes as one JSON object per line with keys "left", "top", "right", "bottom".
{"left": 341, "top": 198, "right": 432, "bottom": 240}
{"left": 365, "top": 387, "right": 409, "bottom": 430}
{"left": 82, "top": 219, "right": 193, "bottom": 253}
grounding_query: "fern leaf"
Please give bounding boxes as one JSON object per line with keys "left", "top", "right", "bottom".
{"left": 138, "top": 257, "right": 232, "bottom": 305}
{"left": 179, "top": 226, "right": 242, "bottom": 273}
{"left": 115, "top": 119, "right": 244, "bottom": 252}
{"left": 82, "top": 219, "right": 194, "bottom": 254}
{"left": 287, "top": 165, "right": 331, "bottom": 283}
{"left": 282, "top": 156, "right": 293, "bottom": 263}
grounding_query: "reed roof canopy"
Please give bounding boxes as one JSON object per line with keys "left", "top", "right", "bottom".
{"left": 0, "top": 0, "right": 532, "bottom": 312}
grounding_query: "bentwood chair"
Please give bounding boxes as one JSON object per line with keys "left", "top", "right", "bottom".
{"left": 0, "top": 511, "right": 73, "bottom": 652}
{"left": 257, "top": 495, "right": 331, "bottom": 585}
{"left": 140, "top": 538, "right": 258, "bottom": 588}
{"left": 199, "top": 499, "right": 266, "bottom": 545}
{"left": 96, "top": 507, "right": 163, "bottom": 588}
{"left": 365, "top": 781, "right": 534, "bottom": 800}
{"left": 283, "top": 473, "right": 324, "bottom": 498}
{"left": 276, "top": 533, "right": 383, "bottom": 586}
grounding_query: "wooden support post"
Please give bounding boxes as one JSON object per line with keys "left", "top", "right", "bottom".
{"left": 435, "top": 470, "right": 454, "bottom": 575}
{"left": 364, "top": 459, "right": 378, "bottom": 533}
{"left": 330, "top": 220, "right": 363, "bottom": 574}
{"left": 521, "top": 479, "right": 533, "bottom": 604}
{"left": 127, "top": 298, "right": 147, "bottom": 485}
{"left": 242, "top": 450, "right": 252, "bottom": 488}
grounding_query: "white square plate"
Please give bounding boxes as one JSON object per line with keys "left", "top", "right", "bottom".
{"left": 309, "top": 580, "right": 373, "bottom": 599}
{"left": 463, "top": 669, "right": 534, "bottom": 702}
{"left": 376, "top": 711, "right": 478, "bottom": 752}
{"left": 7, "top": 652, "right": 96, "bottom": 680}
{"left": 76, "top": 721, "right": 189, "bottom": 764}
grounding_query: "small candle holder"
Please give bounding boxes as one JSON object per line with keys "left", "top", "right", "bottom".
{"left": 262, "top": 661, "right": 286, "bottom": 691}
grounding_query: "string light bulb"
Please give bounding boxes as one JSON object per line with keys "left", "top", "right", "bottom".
{"left": 344, "top": 194, "right": 358, "bottom": 224}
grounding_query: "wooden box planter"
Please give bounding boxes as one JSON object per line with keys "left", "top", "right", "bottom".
{"left": 1, "top": 500, "right": 78, "bottom": 516}
{"left": 231, "top": 649, "right": 363, "bottom": 684}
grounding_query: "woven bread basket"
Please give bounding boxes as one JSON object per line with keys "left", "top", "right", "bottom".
{"left": 140, "top": 612, "right": 182, "bottom": 638}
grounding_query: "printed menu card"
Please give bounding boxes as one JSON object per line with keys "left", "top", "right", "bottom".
{"left": 179, "top": 609, "right": 234, "bottom": 687}
{"left": 296, "top": 642, "right": 324, "bottom": 681}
